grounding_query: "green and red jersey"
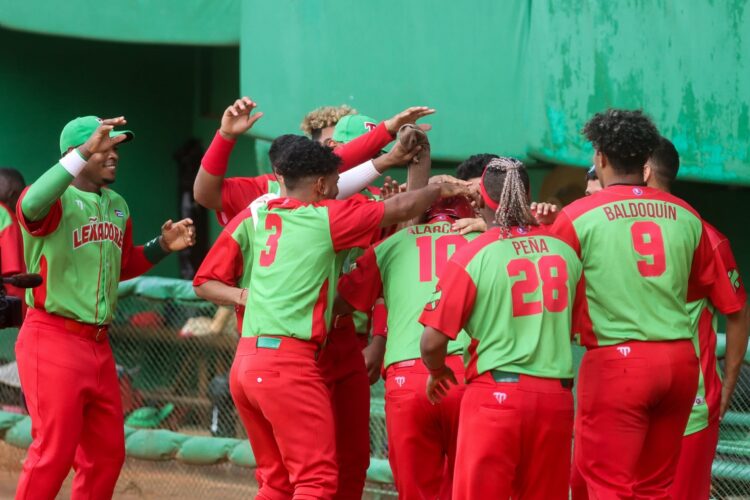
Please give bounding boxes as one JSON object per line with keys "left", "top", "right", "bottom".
{"left": 0, "top": 202, "right": 24, "bottom": 277}
{"left": 420, "top": 226, "right": 583, "bottom": 380}
{"left": 217, "top": 174, "right": 280, "bottom": 225}
{"left": 684, "top": 222, "right": 747, "bottom": 435}
{"left": 193, "top": 206, "right": 255, "bottom": 332}
{"left": 339, "top": 221, "right": 478, "bottom": 368}
{"left": 216, "top": 123, "right": 392, "bottom": 225}
{"left": 240, "top": 196, "right": 384, "bottom": 344}
{"left": 17, "top": 182, "right": 154, "bottom": 326}
{"left": 551, "top": 185, "right": 716, "bottom": 348}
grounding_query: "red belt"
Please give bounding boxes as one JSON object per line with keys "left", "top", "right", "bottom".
{"left": 25, "top": 308, "right": 109, "bottom": 342}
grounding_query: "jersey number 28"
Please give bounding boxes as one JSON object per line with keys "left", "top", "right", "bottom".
{"left": 507, "top": 255, "right": 569, "bottom": 317}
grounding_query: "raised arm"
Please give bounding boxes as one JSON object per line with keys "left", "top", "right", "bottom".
{"left": 21, "top": 117, "right": 128, "bottom": 222}
{"left": 336, "top": 139, "right": 422, "bottom": 199}
{"left": 380, "top": 182, "right": 471, "bottom": 227}
{"left": 193, "top": 97, "right": 263, "bottom": 211}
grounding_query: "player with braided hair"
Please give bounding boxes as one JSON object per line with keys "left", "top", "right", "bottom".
{"left": 420, "top": 157, "right": 583, "bottom": 499}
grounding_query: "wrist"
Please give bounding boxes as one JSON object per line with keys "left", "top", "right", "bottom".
{"left": 237, "top": 288, "right": 248, "bottom": 306}
{"left": 60, "top": 148, "right": 88, "bottom": 177}
{"left": 426, "top": 363, "right": 446, "bottom": 376}
{"left": 144, "top": 235, "right": 171, "bottom": 264}
{"left": 77, "top": 145, "right": 91, "bottom": 161}
{"left": 218, "top": 129, "right": 239, "bottom": 141}
{"left": 384, "top": 119, "right": 397, "bottom": 136}
{"left": 202, "top": 130, "right": 237, "bottom": 176}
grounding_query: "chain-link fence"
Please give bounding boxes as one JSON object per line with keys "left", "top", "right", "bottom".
{"left": 0, "top": 277, "right": 747, "bottom": 498}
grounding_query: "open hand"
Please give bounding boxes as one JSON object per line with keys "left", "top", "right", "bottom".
{"left": 160, "top": 218, "right": 196, "bottom": 252}
{"left": 530, "top": 202, "right": 560, "bottom": 225}
{"left": 385, "top": 106, "right": 435, "bottom": 135}
{"left": 79, "top": 117, "right": 129, "bottom": 158}
{"left": 426, "top": 365, "right": 458, "bottom": 404}
{"left": 220, "top": 97, "right": 263, "bottom": 140}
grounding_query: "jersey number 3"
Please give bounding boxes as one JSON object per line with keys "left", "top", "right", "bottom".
{"left": 507, "top": 255, "right": 569, "bottom": 317}
{"left": 259, "top": 214, "right": 282, "bottom": 267}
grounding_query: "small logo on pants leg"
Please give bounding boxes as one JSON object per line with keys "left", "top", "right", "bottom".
{"left": 395, "top": 376, "right": 406, "bottom": 387}
{"left": 493, "top": 392, "right": 507, "bottom": 404}
{"left": 617, "top": 346, "right": 631, "bottom": 357}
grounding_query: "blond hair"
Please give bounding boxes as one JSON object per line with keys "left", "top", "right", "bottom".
{"left": 300, "top": 105, "right": 357, "bottom": 138}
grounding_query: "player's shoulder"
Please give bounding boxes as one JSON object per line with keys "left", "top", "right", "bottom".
{"left": 449, "top": 228, "right": 502, "bottom": 268}
{"left": 224, "top": 206, "right": 255, "bottom": 234}
{"left": 0, "top": 202, "right": 13, "bottom": 230}
{"left": 701, "top": 220, "right": 729, "bottom": 250}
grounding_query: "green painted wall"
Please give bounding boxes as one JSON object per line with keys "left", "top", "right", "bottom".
{"left": 240, "top": 0, "right": 750, "bottom": 185}
{"left": 0, "top": 29, "right": 249, "bottom": 276}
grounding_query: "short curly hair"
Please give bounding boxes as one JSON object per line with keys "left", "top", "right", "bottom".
{"left": 274, "top": 136, "right": 342, "bottom": 190}
{"left": 268, "top": 134, "right": 308, "bottom": 171}
{"left": 300, "top": 105, "right": 357, "bottom": 141}
{"left": 456, "top": 154, "right": 499, "bottom": 181}
{"left": 583, "top": 109, "right": 660, "bottom": 174}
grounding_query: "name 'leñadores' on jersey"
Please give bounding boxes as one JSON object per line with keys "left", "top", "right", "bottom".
{"left": 602, "top": 201, "right": 678, "bottom": 221}
{"left": 72, "top": 221, "right": 124, "bottom": 249}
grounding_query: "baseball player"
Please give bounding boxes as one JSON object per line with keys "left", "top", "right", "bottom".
{"left": 551, "top": 109, "right": 716, "bottom": 499}
{"left": 642, "top": 137, "right": 749, "bottom": 500}
{"left": 194, "top": 136, "right": 469, "bottom": 498}
{"left": 420, "top": 158, "right": 582, "bottom": 499}
{"left": 335, "top": 195, "right": 477, "bottom": 499}
{"left": 193, "top": 97, "right": 434, "bottom": 225}
{"left": 0, "top": 168, "right": 26, "bottom": 304}
{"left": 14, "top": 116, "right": 195, "bottom": 499}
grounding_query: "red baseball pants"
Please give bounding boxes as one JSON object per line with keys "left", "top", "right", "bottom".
{"left": 230, "top": 336, "right": 337, "bottom": 500}
{"left": 15, "top": 309, "right": 125, "bottom": 500}
{"left": 571, "top": 454, "right": 590, "bottom": 500}
{"left": 575, "top": 340, "right": 699, "bottom": 500}
{"left": 670, "top": 421, "right": 719, "bottom": 500}
{"left": 318, "top": 320, "right": 370, "bottom": 500}
{"left": 453, "top": 372, "right": 574, "bottom": 500}
{"left": 384, "top": 355, "right": 464, "bottom": 499}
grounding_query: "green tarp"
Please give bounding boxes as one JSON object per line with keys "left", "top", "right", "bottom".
{"left": 241, "top": 0, "right": 750, "bottom": 185}
{"left": 0, "top": 0, "right": 239, "bottom": 46}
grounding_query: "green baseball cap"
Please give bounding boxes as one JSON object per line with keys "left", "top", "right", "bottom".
{"left": 331, "top": 114, "right": 379, "bottom": 144}
{"left": 59, "top": 116, "right": 134, "bottom": 155}
{"left": 125, "top": 403, "right": 175, "bottom": 428}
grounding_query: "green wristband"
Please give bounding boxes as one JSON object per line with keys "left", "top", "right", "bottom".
{"left": 143, "top": 236, "right": 170, "bottom": 264}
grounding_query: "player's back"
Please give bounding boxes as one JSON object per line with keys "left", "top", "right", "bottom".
{"left": 552, "top": 185, "right": 708, "bottom": 347}
{"left": 452, "top": 226, "right": 582, "bottom": 380}
{"left": 375, "top": 220, "right": 477, "bottom": 367}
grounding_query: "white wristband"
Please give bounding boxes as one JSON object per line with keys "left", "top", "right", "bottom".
{"left": 59, "top": 148, "right": 87, "bottom": 177}
{"left": 336, "top": 160, "right": 381, "bottom": 200}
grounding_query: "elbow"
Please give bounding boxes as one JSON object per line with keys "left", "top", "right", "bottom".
{"left": 193, "top": 284, "right": 207, "bottom": 301}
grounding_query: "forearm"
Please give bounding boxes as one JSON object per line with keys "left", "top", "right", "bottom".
{"left": 193, "top": 169, "right": 225, "bottom": 211}
{"left": 21, "top": 158, "right": 80, "bottom": 221}
{"left": 336, "top": 161, "right": 381, "bottom": 200}
{"left": 420, "top": 326, "right": 450, "bottom": 370}
{"left": 194, "top": 280, "right": 245, "bottom": 307}
{"left": 195, "top": 130, "right": 237, "bottom": 210}
{"left": 381, "top": 184, "right": 441, "bottom": 227}
{"left": 722, "top": 306, "right": 750, "bottom": 400}
{"left": 335, "top": 122, "right": 393, "bottom": 171}
{"left": 333, "top": 294, "right": 357, "bottom": 316}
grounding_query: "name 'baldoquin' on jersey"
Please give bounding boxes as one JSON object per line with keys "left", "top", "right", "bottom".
{"left": 551, "top": 185, "right": 716, "bottom": 348}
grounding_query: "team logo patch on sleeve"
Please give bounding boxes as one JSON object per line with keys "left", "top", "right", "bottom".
{"left": 114, "top": 209, "right": 124, "bottom": 217}
{"left": 729, "top": 269, "right": 741, "bottom": 291}
{"left": 424, "top": 287, "right": 442, "bottom": 312}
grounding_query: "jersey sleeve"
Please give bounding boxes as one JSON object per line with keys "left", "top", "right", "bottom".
{"left": 419, "top": 260, "right": 477, "bottom": 340}
{"left": 337, "top": 245, "right": 383, "bottom": 312}
{"left": 334, "top": 122, "right": 394, "bottom": 171}
{"left": 687, "top": 223, "right": 718, "bottom": 302}
{"left": 371, "top": 301, "right": 388, "bottom": 337}
{"left": 120, "top": 218, "right": 154, "bottom": 281}
{"left": 0, "top": 206, "right": 23, "bottom": 276}
{"left": 326, "top": 198, "right": 386, "bottom": 252}
{"left": 218, "top": 177, "right": 269, "bottom": 226}
{"left": 706, "top": 235, "right": 747, "bottom": 314}
{"left": 549, "top": 210, "right": 581, "bottom": 256}
{"left": 16, "top": 186, "right": 63, "bottom": 237}
{"left": 194, "top": 231, "right": 245, "bottom": 287}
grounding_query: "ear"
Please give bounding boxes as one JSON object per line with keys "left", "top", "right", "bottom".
{"left": 315, "top": 176, "right": 327, "bottom": 196}
{"left": 643, "top": 164, "right": 652, "bottom": 184}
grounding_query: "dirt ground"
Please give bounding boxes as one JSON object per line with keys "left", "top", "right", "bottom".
{"left": 0, "top": 442, "right": 395, "bottom": 499}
